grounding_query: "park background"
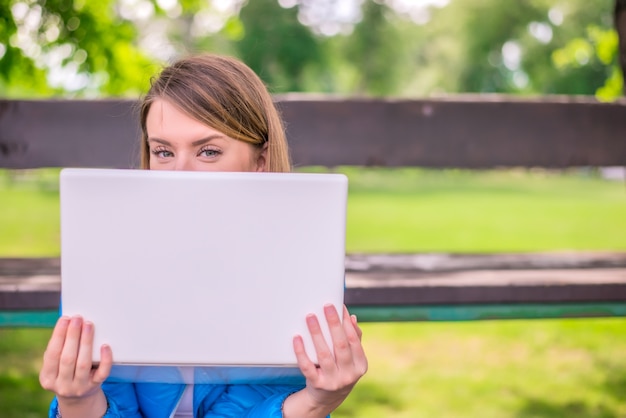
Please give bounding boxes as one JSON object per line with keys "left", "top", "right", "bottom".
{"left": 1, "top": 0, "right": 626, "bottom": 416}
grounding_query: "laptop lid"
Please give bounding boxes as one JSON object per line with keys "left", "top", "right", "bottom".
{"left": 60, "top": 168, "right": 347, "bottom": 382}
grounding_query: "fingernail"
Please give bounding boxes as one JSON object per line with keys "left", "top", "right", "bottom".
{"left": 292, "top": 335, "right": 303, "bottom": 350}
{"left": 352, "top": 314, "right": 358, "bottom": 323}
{"left": 306, "top": 314, "right": 317, "bottom": 326}
{"left": 71, "top": 316, "right": 82, "bottom": 327}
{"left": 83, "top": 321, "right": 93, "bottom": 333}
{"left": 324, "top": 304, "right": 336, "bottom": 314}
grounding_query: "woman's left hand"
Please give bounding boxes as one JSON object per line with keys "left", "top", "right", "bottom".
{"left": 285, "top": 304, "right": 368, "bottom": 417}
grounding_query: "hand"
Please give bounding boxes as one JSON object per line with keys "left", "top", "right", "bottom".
{"left": 285, "top": 304, "right": 368, "bottom": 417}
{"left": 39, "top": 316, "right": 112, "bottom": 418}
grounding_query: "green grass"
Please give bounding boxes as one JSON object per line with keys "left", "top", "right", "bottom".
{"left": 334, "top": 319, "right": 626, "bottom": 418}
{"left": 0, "top": 328, "right": 54, "bottom": 417}
{"left": 0, "top": 170, "right": 61, "bottom": 256}
{"left": 341, "top": 167, "right": 626, "bottom": 252}
{"left": 1, "top": 167, "right": 625, "bottom": 417}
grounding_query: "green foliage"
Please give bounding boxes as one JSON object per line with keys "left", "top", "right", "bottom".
{"left": 553, "top": 25, "right": 623, "bottom": 101}
{"left": 455, "top": 0, "right": 545, "bottom": 93}
{"left": 0, "top": 0, "right": 622, "bottom": 97}
{"left": 436, "top": 0, "right": 619, "bottom": 95}
{"left": 0, "top": 2, "right": 53, "bottom": 95}
{"left": 0, "top": 0, "right": 156, "bottom": 97}
{"left": 342, "top": 1, "right": 406, "bottom": 95}
{"left": 222, "top": 16, "right": 244, "bottom": 42}
{"left": 236, "top": 0, "right": 323, "bottom": 92}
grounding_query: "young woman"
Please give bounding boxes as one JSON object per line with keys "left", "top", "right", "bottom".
{"left": 40, "top": 54, "right": 368, "bottom": 418}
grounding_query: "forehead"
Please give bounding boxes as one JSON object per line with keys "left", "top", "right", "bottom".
{"left": 146, "top": 99, "right": 219, "bottom": 139}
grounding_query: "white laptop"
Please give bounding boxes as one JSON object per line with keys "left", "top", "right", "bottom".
{"left": 60, "top": 168, "right": 347, "bottom": 384}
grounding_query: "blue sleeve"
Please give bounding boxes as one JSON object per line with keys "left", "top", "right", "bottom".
{"left": 102, "top": 381, "right": 144, "bottom": 417}
{"left": 201, "top": 384, "right": 328, "bottom": 418}
{"left": 48, "top": 382, "right": 143, "bottom": 418}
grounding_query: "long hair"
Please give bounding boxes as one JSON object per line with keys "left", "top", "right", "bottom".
{"left": 139, "top": 54, "right": 291, "bottom": 172}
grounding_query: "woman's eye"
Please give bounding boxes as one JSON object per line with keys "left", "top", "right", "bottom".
{"left": 151, "top": 148, "right": 173, "bottom": 158}
{"left": 199, "top": 148, "right": 221, "bottom": 158}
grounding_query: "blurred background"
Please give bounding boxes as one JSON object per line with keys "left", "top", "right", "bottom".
{"left": 1, "top": 0, "right": 626, "bottom": 417}
{"left": 0, "top": 0, "right": 623, "bottom": 99}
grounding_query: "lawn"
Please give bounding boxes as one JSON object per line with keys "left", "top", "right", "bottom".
{"left": 0, "top": 328, "right": 54, "bottom": 417}
{"left": 0, "top": 170, "right": 61, "bottom": 256}
{"left": 342, "top": 167, "right": 626, "bottom": 252}
{"left": 335, "top": 318, "right": 626, "bottom": 418}
{"left": 1, "top": 167, "right": 625, "bottom": 417}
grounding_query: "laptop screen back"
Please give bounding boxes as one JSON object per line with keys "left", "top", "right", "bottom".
{"left": 60, "top": 168, "right": 347, "bottom": 382}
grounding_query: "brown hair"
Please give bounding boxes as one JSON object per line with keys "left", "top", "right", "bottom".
{"left": 139, "top": 54, "right": 291, "bottom": 172}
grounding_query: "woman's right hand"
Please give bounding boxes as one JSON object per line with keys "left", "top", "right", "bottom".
{"left": 39, "top": 315, "right": 113, "bottom": 417}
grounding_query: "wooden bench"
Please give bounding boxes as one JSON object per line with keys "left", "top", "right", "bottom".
{"left": 1, "top": 96, "right": 626, "bottom": 325}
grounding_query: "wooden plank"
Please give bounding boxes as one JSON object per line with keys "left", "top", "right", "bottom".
{"left": 2, "top": 257, "right": 625, "bottom": 310}
{"left": 345, "top": 270, "right": 626, "bottom": 306}
{"left": 280, "top": 96, "right": 626, "bottom": 168}
{"left": 0, "top": 100, "right": 139, "bottom": 169}
{"left": 5, "top": 276, "right": 626, "bottom": 311}
{"left": 0, "top": 274, "right": 60, "bottom": 310}
{"left": 3, "top": 253, "right": 624, "bottom": 276}
{"left": 0, "top": 257, "right": 60, "bottom": 275}
{"left": 1, "top": 97, "right": 625, "bottom": 169}
{"left": 345, "top": 252, "right": 626, "bottom": 271}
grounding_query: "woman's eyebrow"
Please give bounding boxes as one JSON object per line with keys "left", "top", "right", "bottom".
{"left": 191, "top": 135, "right": 224, "bottom": 147}
{"left": 147, "top": 135, "right": 225, "bottom": 147}
{"left": 147, "top": 137, "right": 171, "bottom": 146}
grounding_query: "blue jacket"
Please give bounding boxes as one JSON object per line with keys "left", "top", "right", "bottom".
{"left": 49, "top": 380, "right": 309, "bottom": 417}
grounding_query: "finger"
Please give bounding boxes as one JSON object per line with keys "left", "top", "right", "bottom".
{"left": 325, "top": 304, "right": 353, "bottom": 368}
{"left": 40, "top": 316, "right": 71, "bottom": 383}
{"left": 346, "top": 305, "right": 363, "bottom": 341}
{"left": 57, "top": 316, "right": 83, "bottom": 382}
{"left": 352, "top": 315, "right": 363, "bottom": 340}
{"left": 344, "top": 306, "right": 363, "bottom": 342}
{"left": 292, "top": 335, "right": 319, "bottom": 381}
{"left": 74, "top": 321, "right": 95, "bottom": 385}
{"left": 343, "top": 307, "right": 368, "bottom": 374}
{"left": 92, "top": 344, "right": 113, "bottom": 384}
{"left": 306, "top": 313, "right": 336, "bottom": 372}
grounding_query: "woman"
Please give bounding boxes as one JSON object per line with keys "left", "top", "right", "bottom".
{"left": 40, "top": 54, "right": 368, "bottom": 417}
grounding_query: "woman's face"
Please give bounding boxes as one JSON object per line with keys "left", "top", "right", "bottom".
{"left": 146, "top": 99, "right": 266, "bottom": 172}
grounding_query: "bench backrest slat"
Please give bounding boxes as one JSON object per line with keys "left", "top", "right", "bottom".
{"left": 1, "top": 97, "right": 625, "bottom": 169}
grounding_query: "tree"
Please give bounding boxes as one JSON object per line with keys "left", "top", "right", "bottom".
{"left": 1, "top": 0, "right": 621, "bottom": 98}
{"left": 236, "top": 0, "right": 324, "bottom": 93}
{"left": 341, "top": 0, "right": 407, "bottom": 96}
{"left": 616, "top": 0, "right": 626, "bottom": 94}
{"left": 0, "top": 0, "right": 156, "bottom": 97}
{"left": 443, "top": 0, "right": 616, "bottom": 95}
